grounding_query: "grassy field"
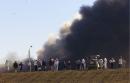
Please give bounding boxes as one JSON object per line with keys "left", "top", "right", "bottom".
{"left": 0, "top": 69, "right": 129, "bottom": 83}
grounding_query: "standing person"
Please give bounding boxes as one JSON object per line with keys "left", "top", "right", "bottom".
{"left": 67, "top": 60, "right": 71, "bottom": 70}
{"left": 51, "top": 58, "right": 54, "bottom": 71}
{"left": 118, "top": 56, "right": 123, "bottom": 68}
{"left": 13, "top": 61, "right": 18, "bottom": 72}
{"left": 42, "top": 60, "right": 47, "bottom": 71}
{"left": 96, "top": 55, "right": 101, "bottom": 70}
{"left": 34, "top": 60, "right": 38, "bottom": 71}
{"left": 63, "top": 61, "right": 67, "bottom": 70}
{"left": 5, "top": 60, "right": 10, "bottom": 72}
{"left": 81, "top": 58, "right": 86, "bottom": 70}
{"left": 99, "top": 59, "right": 104, "bottom": 69}
{"left": 109, "top": 58, "right": 116, "bottom": 69}
{"left": 48, "top": 58, "right": 51, "bottom": 70}
{"left": 122, "top": 59, "right": 126, "bottom": 68}
{"left": 54, "top": 58, "right": 59, "bottom": 71}
{"left": 95, "top": 57, "right": 100, "bottom": 70}
{"left": 75, "top": 59, "right": 81, "bottom": 70}
{"left": 49, "top": 58, "right": 54, "bottom": 71}
{"left": 104, "top": 58, "right": 108, "bottom": 69}
{"left": 19, "top": 62, "right": 23, "bottom": 72}
{"left": 37, "top": 59, "right": 42, "bottom": 71}
{"left": 85, "top": 57, "right": 89, "bottom": 70}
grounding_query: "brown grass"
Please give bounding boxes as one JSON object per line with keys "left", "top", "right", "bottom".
{"left": 0, "top": 68, "right": 129, "bottom": 83}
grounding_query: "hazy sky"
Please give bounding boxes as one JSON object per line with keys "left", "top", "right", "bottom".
{"left": 0, "top": 0, "right": 95, "bottom": 64}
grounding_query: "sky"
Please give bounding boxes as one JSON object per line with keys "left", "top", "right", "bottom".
{"left": 0, "top": 0, "right": 96, "bottom": 64}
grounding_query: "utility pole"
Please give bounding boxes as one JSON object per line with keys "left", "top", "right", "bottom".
{"left": 28, "top": 45, "right": 32, "bottom": 72}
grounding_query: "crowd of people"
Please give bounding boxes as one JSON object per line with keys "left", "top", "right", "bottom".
{"left": 5, "top": 55, "right": 126, "bottom": 72}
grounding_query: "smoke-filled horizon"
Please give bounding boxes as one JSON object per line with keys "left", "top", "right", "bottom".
{"left": 38, "top": 0, "right": 129, "bottom": 61}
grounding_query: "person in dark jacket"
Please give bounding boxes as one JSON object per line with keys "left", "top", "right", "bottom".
{"left": 75, "top": 59, "right": 81, "bottom": 70}
{"left": 42, "top": 60, "right": 47, "bottom": 71}
{"left": 48, "top": 58, "right": 54, "bottom": 71}
{"left": 37, "top": 59, "right": 42, "bottom": 71}
{"left": 13, "top": 61, "right": 18, "bottom": 72}
{"left": 19, "top": 62, "right": 23, "bottom": 71}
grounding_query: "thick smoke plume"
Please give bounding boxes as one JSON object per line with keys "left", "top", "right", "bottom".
{"left": 5, "top": 52, "right": 18, "bottom": 62}
{"left": 38, "top": 0, "right": 129, "bottom": 62}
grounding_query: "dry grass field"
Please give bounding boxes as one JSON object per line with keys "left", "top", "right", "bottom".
{"left": 0, "top": 69, "right": 129, "bottom": 83}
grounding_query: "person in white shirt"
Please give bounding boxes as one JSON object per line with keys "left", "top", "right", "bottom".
{"left": 95, "top": 57, "right": 100, "bottom": 70}
{"left": 54, "top": 58, "right": 59, "bottom": 71}
{"left": 81, "top": 58, "right": 86, "bottom": 70}
{"left": 99, "top": 59, "right": 104, "bottom": 69}
{"left": 5, "top": 60, "right": 10, "bottom": 72}
{"left": 34, "top": 60, "right": 38, "bottom": 71}
{"left": 118, "top": 56, "right": 123, "bottom": 68}
{"left": 104, "top": 58, "right": 108, "bottom": 69}
{"left": 109, "top": 58, "right": 116, "bottom": 69}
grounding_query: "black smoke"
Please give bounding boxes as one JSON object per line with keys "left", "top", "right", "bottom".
{"left": 38, "top": 0, "right": 129, "bottom": 62}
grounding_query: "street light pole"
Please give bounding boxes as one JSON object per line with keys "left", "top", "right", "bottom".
{"left": 28, "top": 45, "right": 32, "bottom": 72}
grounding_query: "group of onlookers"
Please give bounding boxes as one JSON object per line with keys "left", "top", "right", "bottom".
{"left": 75, "top": 58, "right": 87, "bottom": 70}
{"left": 13, "top": 61, "right": 23, "bottom": 72}
{"left": 4, "top": 61, "right": 23, "bottom": 72}
{"left": 94, "top": 55, "right": 126, "bottom": 70}
{"left": 33, "top": 58, "right": 60, "bottom": 72}
{"left": 5, "top": 55, "right": 126, "bottom": 72}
